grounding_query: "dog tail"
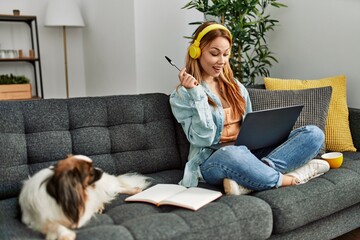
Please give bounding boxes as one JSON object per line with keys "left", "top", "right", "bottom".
{"left": 117, "top": 173, "right": 152, "bottom": 190}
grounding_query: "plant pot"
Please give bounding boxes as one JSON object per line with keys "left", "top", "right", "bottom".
{"left": 0, "top": 84, "right": 32, "bottom": 100}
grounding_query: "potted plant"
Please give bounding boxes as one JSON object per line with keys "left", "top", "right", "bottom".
{"left": 0, "top": 74, "right": 32, "bottom": 100}
{"left": 183, "top": 0, "right": 286, "bottom": 85}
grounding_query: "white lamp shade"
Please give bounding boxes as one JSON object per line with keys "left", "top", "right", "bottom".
{"left": 45, "top": 0, "right": 85, "bottom": 27}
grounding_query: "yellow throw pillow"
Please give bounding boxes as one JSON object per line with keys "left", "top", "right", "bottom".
{"left": 264, "top": 75, "right": 356, "bottom": 152}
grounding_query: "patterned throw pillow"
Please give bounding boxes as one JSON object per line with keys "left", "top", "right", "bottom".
{"left": 264, "top": 75, "right": 356, "bottom": 152}
{"left": 247, "top": 87, "right": 332, "bottom": 154}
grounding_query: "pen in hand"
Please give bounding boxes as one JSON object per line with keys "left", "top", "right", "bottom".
{"left": 165, "top": 56, "right": 181, "bottom": 71}
{"left": 165, "top": 56, "right": 198, "bottom": 86}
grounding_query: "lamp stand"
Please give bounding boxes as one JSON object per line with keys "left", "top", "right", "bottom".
{"left": 62, "top": 26, "right": 69, "bottom": 98}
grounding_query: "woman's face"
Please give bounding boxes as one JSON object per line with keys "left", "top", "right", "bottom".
{"left": 199, "top": 36, "right": 231, "bottom": 82}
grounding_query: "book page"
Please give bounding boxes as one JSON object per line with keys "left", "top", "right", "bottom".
{"left": 159, "top": 187, "right": 222, "bottom": 211}
{"left": 125, "top": 184, "right": 186, "bottom": 204}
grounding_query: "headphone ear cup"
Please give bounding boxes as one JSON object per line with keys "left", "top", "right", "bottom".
{"left": 189, "top": 44, "right": 201, "bottom": 59}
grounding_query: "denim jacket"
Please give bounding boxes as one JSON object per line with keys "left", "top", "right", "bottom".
{"left": 169, "top": 80, "right": 252, "bottom": 187}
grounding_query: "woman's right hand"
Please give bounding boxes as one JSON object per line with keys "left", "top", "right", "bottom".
{"left": 178, "top": 68, "right": 198, "bottom": 89}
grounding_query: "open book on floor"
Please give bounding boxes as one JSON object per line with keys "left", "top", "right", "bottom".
{"left": 125, "top": 184, "right": 222, "bottom": 211}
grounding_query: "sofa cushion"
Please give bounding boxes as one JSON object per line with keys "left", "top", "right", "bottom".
{"left": 0, "top": 170, "right": 273, "bottom": 240}
{"left": 247, "top": 87, "right": 332, "bottom": 154}
{"left": 253, "top": 155, "right": 360, "bottom": 234}
{"left": 264, "top": 75, "right": 356, "bottom": 152}
{"left": 107, "top": 195, "right": 272, "bottom": 240}
{"left": 0, "top": 94, "right": 187, "bottom": 200}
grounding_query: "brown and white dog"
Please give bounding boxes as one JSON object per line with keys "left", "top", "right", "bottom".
{"left": 19, "top": 155, "right": 151, "bottom": 240}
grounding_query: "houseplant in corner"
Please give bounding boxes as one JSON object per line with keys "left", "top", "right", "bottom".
{"left": 0, "top": 74, "right": 32, "bottom": 100}
{"left": 183, "top": 0, "right": 286, "bottom": 85}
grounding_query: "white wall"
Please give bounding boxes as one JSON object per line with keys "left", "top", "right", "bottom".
{"left": 81, "top": 0, "right": 137, "bottom": 96}
{"left": 133, "top": 0, "right": 202, "bottom": 94}
{"left": 267, "top": 0, "right": 360, "bottom": 108}
{"left": 80, "top": 0, "right": 201, "bottom": 96}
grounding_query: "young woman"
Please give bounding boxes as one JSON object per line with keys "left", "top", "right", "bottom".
{"left": 169, "top": 22, "right": 330, "bottom": 195}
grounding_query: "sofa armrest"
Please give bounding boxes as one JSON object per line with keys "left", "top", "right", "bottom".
{"left": 349, "top": 107, "right": 360, "bottom": 151}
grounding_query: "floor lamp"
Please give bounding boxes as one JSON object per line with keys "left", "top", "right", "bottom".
{"left": 44, "top": 0, "right": 85, "bottom": 98}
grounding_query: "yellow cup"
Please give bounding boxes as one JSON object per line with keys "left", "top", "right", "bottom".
{"left": 321, "top": 152, "right": 343, "bottom": 169}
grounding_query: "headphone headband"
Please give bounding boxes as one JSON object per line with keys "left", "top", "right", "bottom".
{"left": 194, "top": 24, "right": 232, "bottom": 47}
{"left": 189, "top": 23, "right": 232, "bottom": 59}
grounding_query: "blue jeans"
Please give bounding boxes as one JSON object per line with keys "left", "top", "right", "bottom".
{"left": 200, "top": 125, "right": 324, "bottom": 191}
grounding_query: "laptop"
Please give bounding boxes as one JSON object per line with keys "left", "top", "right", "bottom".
{"left": 209, "top": 105, "right": 304, "bottom": 151}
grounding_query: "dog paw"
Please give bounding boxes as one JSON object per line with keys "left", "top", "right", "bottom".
{"left": 127, "top": 187, "right": 142, "bottom": 195}
{"left": 46, "top": 231, "right": 76, "bottom": 240}
{"left": 58, "top": 231, "right": 76, "bottom": 240}
{"left": 134, "top": 187, "right": 142, "bottom": 193}
{"left": 58, "top": 228, "right": 76, "bottom": 240}
{"left": 46, "top": 225, "right": 76, "bottom": 240}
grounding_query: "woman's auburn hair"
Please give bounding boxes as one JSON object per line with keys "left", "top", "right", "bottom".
{"left": 185, "top": 22, "right": 246, "bottom": 120}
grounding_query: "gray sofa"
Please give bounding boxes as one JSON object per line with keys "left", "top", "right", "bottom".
{"left": 0, "top": 89, "right": 360, "bottom": 240}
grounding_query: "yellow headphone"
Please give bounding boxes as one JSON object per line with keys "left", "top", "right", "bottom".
{"left": 188, "top": 23, "right": 232, "bottom": 59}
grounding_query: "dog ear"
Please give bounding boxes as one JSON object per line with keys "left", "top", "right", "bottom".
{"left": 77, "top": 163, "right": 103, "bottom": 186}
{"left": 46, "top": 168, "right": 86, "bottom": 226}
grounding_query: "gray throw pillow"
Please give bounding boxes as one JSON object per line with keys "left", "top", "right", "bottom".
{"left": 247, "top": 86, "right": 332, "bottom": 155}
